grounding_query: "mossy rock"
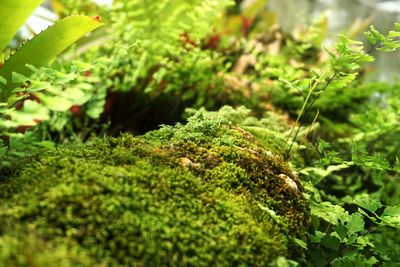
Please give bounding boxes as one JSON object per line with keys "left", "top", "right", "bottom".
{"left": 0, "top": 107, "right": 309, "bottom": 266}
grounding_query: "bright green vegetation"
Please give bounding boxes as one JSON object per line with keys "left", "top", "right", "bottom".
{"left": 0, "top": 0, "right": 103, "bottom": 142}
{"left": 1, "top": 0, "right": 400, "bottom": 266}
{"left": 0, "top": 107, "right": 308, "bottom": 266}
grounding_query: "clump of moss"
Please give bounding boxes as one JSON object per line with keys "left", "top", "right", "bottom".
{"left": 0, "top": 106, "right": 309, "bottom": 266}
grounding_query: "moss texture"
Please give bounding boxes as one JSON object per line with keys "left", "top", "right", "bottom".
{"left": 0, "top": 106, "right": 309, "bottom": 266}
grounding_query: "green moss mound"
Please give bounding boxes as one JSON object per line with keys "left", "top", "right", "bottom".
{"left": 0, "top": 107, "right": 309, "bottom": 266}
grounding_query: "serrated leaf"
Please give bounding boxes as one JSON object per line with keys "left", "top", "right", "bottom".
{"left": 354, "top": 194, "right": 382, "bottom": 212}
{"left": 355, "top": 236, "right": 373, "bottom": 249}
{"left": 309, "top": 231, "right": 326, "bottom": 243}
{"left": 332, "top": 255, "right": 378, "bottom": 267}
{"left": 357, "top": 208, "right": 377, "bottom": 223}
{"left": 364, "top": 25, "right": 386, "bottom": 46}
{"left": 346, "top": 213, "right": 365, "bottom": 235}
{"left": 381, "top": 206, "right": 400, "bottom": 228}
{"left": 0, "top": 15, "right": 104, "bottom": 99}
{"left": 311, "top": 201, "right": 348, "bottom": 225}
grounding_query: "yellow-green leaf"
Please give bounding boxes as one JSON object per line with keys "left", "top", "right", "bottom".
{"left": 0, "top": 0, "right": 44, "bottom": 53}
{"left": 0, "top": 15, "right": 104, "bottom": 99}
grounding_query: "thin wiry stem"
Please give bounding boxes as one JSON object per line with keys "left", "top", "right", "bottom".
{"left": 284, "top": 41, "right": 381, "bottom": 159}
{"left": 284, "top": 72, "right": 328, "bottom": 159}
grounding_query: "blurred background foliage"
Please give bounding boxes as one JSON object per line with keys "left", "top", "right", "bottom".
{"left": 41, "top": 0, "right": 399, "bottom": 131}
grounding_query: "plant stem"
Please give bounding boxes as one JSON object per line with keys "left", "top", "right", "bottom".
{"left": 284, "top": 72, "right": 327, "bottom": 159}
{"left": 284, "top": 40, "right": 385, "bottom": 159}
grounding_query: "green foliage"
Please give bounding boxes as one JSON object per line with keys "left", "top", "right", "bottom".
{"left": 304, "top": 176, "right": 400, "bottom": 265}
{"left": 302, "top": 122, "right": 400, "bottom": 265}
{"left": 264, "top": 22, "right": 400, "bottom": 266}
{"left": 0, "top": 0, "right": 103, "bottom": 146}
{"left": 24, "top": 0, "right": 241, "bottom": 142}
{"left": 0, "top": 1, "right": 399, "bottom": 266}
{"left": 273, "top": 24, "right": 400, "bottom": 159}
{"left": 83, "top": 0, "right": 233, "bottom": 93}
{"left": 0, "top": 16, "right": 104, "bottom": 98}
{"left": 0, "top": 0, "right": 44, "bottom": 53}
{"left": 364, "top": 23, "right": 400, "bottom": 52}
{"left": 0, "top": 107, "right": 309, "bottom": 266}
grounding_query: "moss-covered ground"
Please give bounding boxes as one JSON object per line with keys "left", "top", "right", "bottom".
{"left": 0, "top": 107, "right": 309, "bottom": 266}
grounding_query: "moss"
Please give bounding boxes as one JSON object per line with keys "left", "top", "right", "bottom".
{"left": 0, "top": 230, "right": 103, "bottom": 267}
{"left": 0, "top": 106, "right": 309, "bottom": 266}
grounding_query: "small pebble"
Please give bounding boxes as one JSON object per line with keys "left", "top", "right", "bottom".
{"left": 278, "top": 174, "right": 299, "bottom": 193}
